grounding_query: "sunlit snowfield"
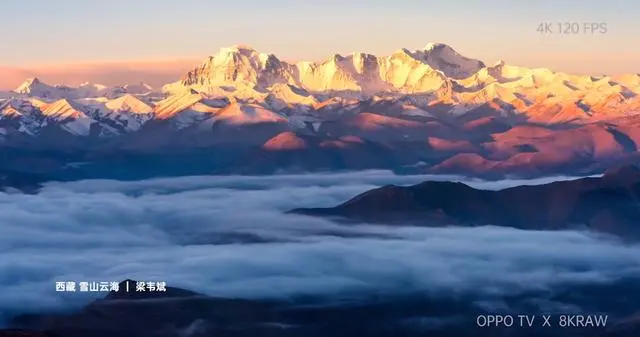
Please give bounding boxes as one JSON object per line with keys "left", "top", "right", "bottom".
{"left": 1, "top": 171, "right": 640, "bottom": 321}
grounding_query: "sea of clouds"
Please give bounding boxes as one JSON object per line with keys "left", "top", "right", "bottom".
{"left": 1, "top": 170, "right": 639, "bottom": 322}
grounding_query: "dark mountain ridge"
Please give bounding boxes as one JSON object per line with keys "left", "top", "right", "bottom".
{"left": 0, "top": 168, "right": 49, "bottom": 193}
{"left": 292, "top": 165, "right": 640, "bottom": 239}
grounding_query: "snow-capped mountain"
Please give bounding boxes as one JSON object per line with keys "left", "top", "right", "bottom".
{"left": 159, "top": 44, "right": 640, "bottom": 122}
{"left": 11, "top": 78, "right": 158, "bottom": 100}
{"left": 104, "top": 94, "right": 153, "bottom": 114}
{"left": 153, "top": 91, "right": 222, "bottom": 129}
{"left": 0, "top": 98, "right": 42, "bottom": 136}
{"left": 0, "top": 99, "right": 28, "bottom": 119}
{"left": 418, "top": 42, "right": 486, "bottom": 79}
{"left": 162, "top": 44, "right": 474, "bottom": 96}
{"left": 0, "top": 95, "right": 156, "bottom": 138}
{"left": 122, "top": 82, "right": 155, "bottom": 95}
{"left": 99, "top": 94, "right": 155, "bottom": 132}
{"left": 13, "top": 78, "right": 76, "bottom": 99}
{"left": 38, "top": 99, "right": 96, "bottom": 136}
{"left": 0, "top": 42, "right": 639, "bottom": 153}
{"left": 2, "top": 42, "right": 640, "bottom": 178}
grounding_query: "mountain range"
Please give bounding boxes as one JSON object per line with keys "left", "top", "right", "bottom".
{"left": 292, "top": 165, "right": 640, "bottom": 239}
{"left": 2, "top": 43, "right": 640, "bottom": 178}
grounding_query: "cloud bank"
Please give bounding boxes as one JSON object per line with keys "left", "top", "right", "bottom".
{"left": 0, "top": 171, "right": 638, "bottom": 322}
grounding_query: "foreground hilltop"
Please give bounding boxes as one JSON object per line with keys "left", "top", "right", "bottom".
{"left": 292, "top": 165, "right": 640, "bottom": 239}
{"left": 6, "top": 279, "right": 640, "bottom": 337}
{"left": 2, "top": 43, "right": 640, "bottom": 178}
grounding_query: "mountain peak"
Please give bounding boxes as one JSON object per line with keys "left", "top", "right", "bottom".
{"left": 220, "top": 44, "right": 260, "bottom": 55}
{"left": 390, "top": 48, "right": 417, "bottom": 62}
{"left": 417, "top": 43, "right": 485, "bottom": 79}
{"left": 493, "top": 59, "right": 506, "bottom": 67}
{"left": 15, "top": 77, "right": 43, "bottom": 91}
{"left": 211, "top": 45, "right": 265, "bottom": 63}
{"left": 13, "top": 77, "right": 59, "bottom": 97}
{"left": 327, "top": 53, "right": 345, "bottom": 63}
{"left": 231, "top": 44, "right": 257, "bottom": 51}
{"left": 263, "top": 132, "right": 307, "bottom": 151}
{"left": 424, "top": 42, "right": 449, "bottom": 51}
{"left": 48, "top": 98, "right": 79, "bottom": 110}
{"left": 40, "top": 98, "right": 89, "bottom": 121}
{"left": 105, "top": 94, "right": 153, "bottom": 114}
{"left": 395, "top": 48, "right": 413, "bottom": 55}
{"left": 0, "top": 98, "right": 26, "bottom": 118}
{"left": 122, "top": 82, "right": 154, "bottom": 94}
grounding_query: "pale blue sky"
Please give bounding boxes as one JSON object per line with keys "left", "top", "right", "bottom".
{"left": 2, "top": 0, "right": 639, "bottom": 74}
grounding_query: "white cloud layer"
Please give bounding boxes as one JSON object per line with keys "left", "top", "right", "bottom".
{"left": 0, "top": 171, "right": 637, "bottom": 323}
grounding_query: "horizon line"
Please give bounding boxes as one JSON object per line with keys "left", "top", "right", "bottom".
{"left": 1, "top": 42, "right": 638, "bottom": 91}
{"left": 0, "top": 41, "right": 629, "bottom": 74}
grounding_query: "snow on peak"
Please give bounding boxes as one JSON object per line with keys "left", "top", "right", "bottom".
{"left": 105, "top": 94, "right": 153, "bottom": 114}
{"left": 415, "top": 43, "right": 486, "bottom": 79}
{"left": 229, "top": 44, "right": 257, "bottom": 52}
{"left": 215, "top": 102, "right": 287, "bottom": 125}
{"left": 391, "top": 48, "right": 414, "bottom": 58}
{"left": 74, "top": 82, "right": 119, "bottom": 98}
{"left": 99, "top": 94, "right": 154, "bottom": 132}
{"left": 170, "top": 45, "right": 286, "bottom": 92}
{"left": 12, "top": 78, "right": 132, "bottom": 99}
{"left": 167, "top": 43, "right": 488, "bottom": 96}
{"left": 41, "top": 99, "right": 88, "bottom": 119}
{"left": 123, "top": 82, "right": 154, "bottom": 95}
{"left": 160, "top": 42, "right": 640, "bottom": 121}
{"left": 13, "top": 77, "right": 59, "bottom": 97}
{"left": 79, "top": 82, "right": 107, "bottom": 90}
{"left": 493, "top": 60, "right": 506, "bottom": 67}
{"left": 424, "top": 42, "right": 448, "bottom": 51}
{"left": 217, "top": 44, "right": 265, "bottom": 60}
{"left": 0, "top": 99, "right": 26, "bottom": 118}
{"left": 154, "top": 91, "right": 207, "bottom": 119}
{"left": 20, "top": 77, "right": 41, "bottom": 86}
{"left": 39, "top": 99, "right": 94, "bottom": 136}
{"left": 327, "top": 53, "right": 345, "bottom": 63}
